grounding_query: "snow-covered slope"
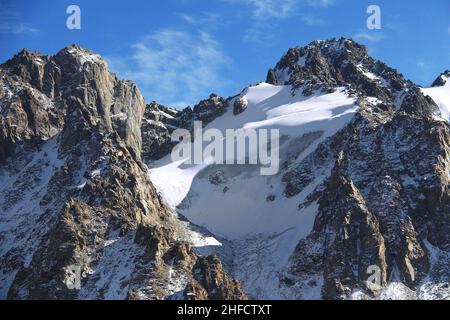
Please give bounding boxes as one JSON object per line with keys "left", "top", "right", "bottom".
{"left": 422, "top": 73, "right": 450, "bottom": 122}
{"left": 150, "top": 84, "right": 356, "bottom": 236}
{"left": 149, "top": 83, "right": 357, "bottom": 298}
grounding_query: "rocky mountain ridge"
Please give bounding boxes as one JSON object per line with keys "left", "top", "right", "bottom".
{"left": 0, "top": 45, "right": 245, "bottom": 299}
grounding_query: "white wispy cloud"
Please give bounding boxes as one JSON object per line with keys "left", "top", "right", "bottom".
{"left": 305, "top": 0, "right": 335, "bottom": 7}
{"left": 307, "top": 0, "right": 335, "bottom": 7}
{"left": 225, "top": 0, "right": 333, "bottom": 20}
{"left": 223, "top": 0, "right": 334, "bottom": 45}
{"left": 301, "top": 15, "right": 325, "bottom": 26}
{"left": 416, "top": 61, "right": 426, "bottom": 69}
{"left": 178, "top": 12, "right": 222, "bottom": 28}
{"left": 0, "top": 2, "right": 37, "bottom": 34}
{"left": 106, "top": 29, "right": 229, "bottom": 108}
{"left": 353, "top": 31, "right": 386, "bottom": 43}
{"left": 0, "top": 23, "right": 38, "bottom": 34}
{"left": 242, "top": 0, "right": 299, "bottom": 19}
{"left": 15, "top": 24, "right": 37, "bottom": 34}
{"left": 242, "top": 22, "right": 276, "bottom": 45}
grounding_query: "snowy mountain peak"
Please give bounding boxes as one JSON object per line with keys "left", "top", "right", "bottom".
{"left": 267, "top": 38, "right": 410, "bottom": 99}
{"left": 55, "top": 45, "right": 105, "bottom": 67}
{"left": 1, "top": 45, "right": 105, "bottom": 77}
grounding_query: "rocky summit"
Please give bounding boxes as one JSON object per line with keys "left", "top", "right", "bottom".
{"left": 0, "top": 38, "right": 449, "bottom": 300}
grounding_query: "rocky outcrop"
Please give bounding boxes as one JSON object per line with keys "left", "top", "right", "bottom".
{"left": 432, "top": 70, "right": 450, "bottom": 87}
{"left": 233, "top": 97, "right": 248, "bottom": 115}
{"left": 284, "top": 156, "right": 388, "bottom": 299}
{"left": 0, "top": 46, "right": 144, "bottom": 161}
{"left": 184, "top": 255, "right": 247, "bottom": 300}
{"left": 192, "top": 94, "right": 228, "bottom": 125}
{"left": 266, "top": 68, "right": 277, "bottom": 85}
{"left": 141, "top": 102, "right": 179, "bottom": 161}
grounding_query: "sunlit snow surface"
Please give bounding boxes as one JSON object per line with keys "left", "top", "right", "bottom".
{"left": 148, "top": 83, "right": 358, "bottom": 298}
{"left": 150, "top": 83, "right": 356, "bottom": 221}
{"left": 422, "top": 77, "right": 450, "bottom": 122}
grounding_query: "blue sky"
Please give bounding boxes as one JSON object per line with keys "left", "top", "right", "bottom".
{"left": 1, "top": 0, "right": 450, "bottom": 108}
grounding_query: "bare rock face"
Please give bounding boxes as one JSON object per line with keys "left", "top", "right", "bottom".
{"left": 192, "top": 93, "right": 228, "bottom": 125}
{"left": 0, "top": 45, "right": 144, "bottom": 161}
{"left": 281, "top": 87, "right": 448, "bottom": 298}
{"left": 0, "top": 46, "right": 245, "bottom": 300}
{"left": 140, "top": 93, "right": 229, "bottom": 162}
{"left": 284, "top": 158, "right": 388, "bottom": 299}
{"left": 432, "top": 70, "right": 450, "bottom": 87}
{"left": 184, "top": 255, "right": 247, "bottom": 300}
{"left": 233, "top": 97, "right": 248, "bottom": 115}
{"left": 266, "top": 68, "right": 277, "bottom": 85}
{"left": 141, "top": 102, "right": 179, "bottom": 161}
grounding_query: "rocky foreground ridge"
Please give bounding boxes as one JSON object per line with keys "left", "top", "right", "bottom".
{"left": 0, "top": 46, "right": 245, "bottom": 299}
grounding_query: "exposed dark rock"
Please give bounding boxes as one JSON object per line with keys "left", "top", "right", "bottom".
{"left": 209, "top": 170, "right": 227, "bottom": 185}
{"left": 233, "top": 97, "right": 248, "bottom": 115}
{"left": 193, "top": 93, "right": 228, "bottom": 125}
{"left": 266, "top": 68, "right": 277, "bottom": 85}
{"left": 141, "top": 102, "right": 179, "bottom": 161}
{"left": 140, "top": 94, "right": 230, "bottom": 162}
{"left": 432, "top": 70, "right": 450, "bottom": 87}
{"left": 184, "top": 255, "right": 247, "bottom": 300}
